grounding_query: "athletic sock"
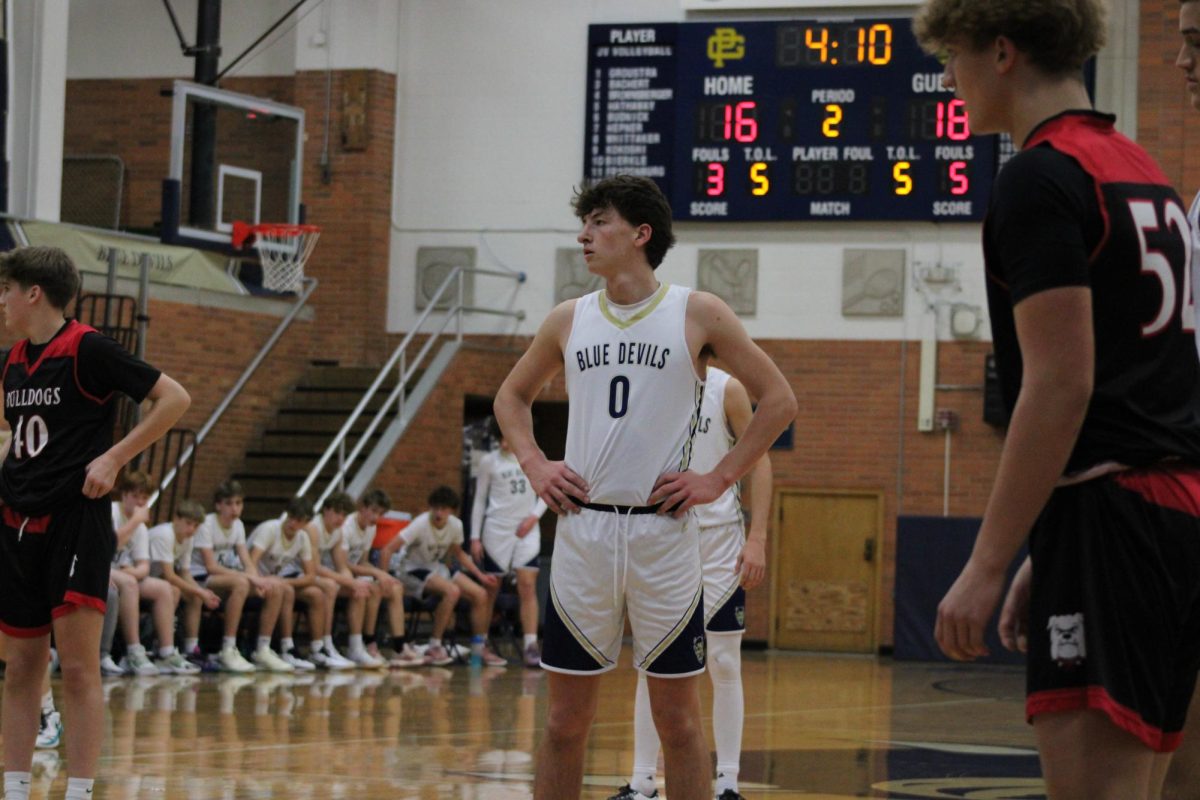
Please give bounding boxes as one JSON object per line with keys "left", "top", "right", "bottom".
{"left": 183, "top": 638, "right": 199, "bottom": 653}
{"left": 523, "top": 633, "right": 537, "bottom": 648}
{"left": 64, "top": 778, "right": 95, "bottom": 800}
{"left": 256, "top": 636, "right": 271, "bottom": 652}
{"left": 349, "top": 634, "right": 364, "bottom": 652}
{"left": 630, "top": 672, "right": 660, "bottom": 796}
{"left": 158, "top": 646, "right": 176, "bottom": 659}
{"left": 324, "top": 635, "right": 337, "bottom": 652}
{"left": 4, "top": 771, "right": 32, "bottom": 800}
{"left": 222, "top": 636, "right": 237, "bottom": 651}
{"left": 281, "top": 637, "right": 295, "bottom": 654}
{"left": 710, "top": 633, "right": 744, "bottom": 795}
{"left": 310, "top": 639, "right": 325, "bottom": 655}
{"left": 41, "top": 690, "right": 55, "bottom": 714}
{"left": 715, "top": 770, "right": 739, "bottom": 795}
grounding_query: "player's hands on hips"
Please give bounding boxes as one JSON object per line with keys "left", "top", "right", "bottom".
{"left": 83, "top": 453, "right": 120, "bottom": 498}
{"left": 525, "top": 457, "right": 589, "bottom": 514}
{"left": 515, "top": 516, "right": 538, "bottom": 538}
{"left": 934, "top": 559, "right": 1007, "bottom": 661}
{"left": 650, "top": 470, "right": 726, "bottom": 518}
{"left": 470, "top": 539, "right": 484, "bottom": 564}
{"left": 998, "top": 555, "right": 1032, "bottom": 654}
{"left": 736, "top": 536, "right": 767, "bottom": 590}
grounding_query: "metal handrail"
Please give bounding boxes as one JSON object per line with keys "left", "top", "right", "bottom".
{"left": 296, "top": 266, "right": 524, "bottom": 508}
{"left": 149, "top": 276, "right": 319, "bottom": 508}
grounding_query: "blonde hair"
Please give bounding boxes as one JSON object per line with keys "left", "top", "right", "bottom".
{"left": 913, "top": 0, "right": 1107, "bottom": 75}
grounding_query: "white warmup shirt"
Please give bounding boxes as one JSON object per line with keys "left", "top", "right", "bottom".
{"left": 399, "top": 512, "right": 464, "bottom": 572}
{"left": 249, "top": 517, "right": 313, "bottom": 578}
{"left": 147, "top": 521, "right": 195, "bottom": 574}
{"left": 112, "top": 503, "right": 149, "bottom": 568}
{"left": 192, "top": 512, "right": 247, "bottom": 575}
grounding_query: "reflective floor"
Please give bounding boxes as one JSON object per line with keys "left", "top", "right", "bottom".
{"left": 6, "top": 650, "right": 1044, "bottom": 798}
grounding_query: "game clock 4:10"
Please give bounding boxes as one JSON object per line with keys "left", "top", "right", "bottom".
{"left": 692, "top": 97, "right": 976, "bottom": 199}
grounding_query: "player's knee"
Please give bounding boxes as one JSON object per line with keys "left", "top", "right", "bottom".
{"left": 708, "top": 644, "right": 741, "bottom": 683}
{"left": 443, "top": 585, "right": 461, "bottom": 604}
{"left": 545, "top": 701, "right": 595, "bottom": 742}
{"left": 231, "top": 579, "right": 250, "bottom": 599}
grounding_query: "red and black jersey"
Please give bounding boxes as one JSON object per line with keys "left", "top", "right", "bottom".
{"left": 0, "top": 320, "right": 160, "bottom": 514}
{"left": 985, "top": 111, "right": 1200, "bottom": 473}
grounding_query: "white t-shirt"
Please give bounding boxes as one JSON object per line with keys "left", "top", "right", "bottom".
{"left": 111, "top": 502, "right": 149, "bottom": 568}
{"left": 147, "top": 521, "right": 194, "bottom": 574}
{"left": 311, "top": 515, "right": 344, "bottom": 570}
{"left": 340, "top": 512, "right": 376, "bottom": 567}
{"left": 192, "top": 512, "right": 247, "bottom": 575}
{"left": 400, "top": 512, "right": 464, "bottom": 572}
{"left": 249, "top": 517, "right": 313, "bottom": 578}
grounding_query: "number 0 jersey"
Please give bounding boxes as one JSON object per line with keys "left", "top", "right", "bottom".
{"left": 985, "top": 111, "right": 1200, "bottom": 473}
{"left": 0, "top": 320, "right": 160, "bottom": 514}
{"left": 564, "top": 283, "right": 704, "bottom": 506}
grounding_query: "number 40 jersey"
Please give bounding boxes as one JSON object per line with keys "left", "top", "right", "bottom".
{"left": 564, "top": 283, "right": 704, "bottom": 507}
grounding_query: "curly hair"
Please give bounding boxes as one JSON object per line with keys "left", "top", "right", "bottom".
{"left": 571, "top": 175, "right": 676, "bottom": 269}
{"left": 913, "top": 0, "right": 1107, "bottom": 75}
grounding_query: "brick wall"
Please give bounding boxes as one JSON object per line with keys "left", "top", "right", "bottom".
{"left": 1140, "top": 0, "right": 1200, "bottom": 195}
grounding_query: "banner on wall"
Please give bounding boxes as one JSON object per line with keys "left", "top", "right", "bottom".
{"left": 18, "top": 220, "right": 245, "bottom": 295}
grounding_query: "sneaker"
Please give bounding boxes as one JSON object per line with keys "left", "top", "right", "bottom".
{"left": 281, "top": 651, "right": 316, "bottom": 671}
{"left": 321, "top": 649, "right": 356, "bottom": 671}
{"left": 121, "top": 646, "right": 160, "bottom": 677}
{"left": 35, "top": 710, "right": 62, "bottom": 748}
{"left": 185, "top": 647, "right": 207, "bottom": 667}
{"left": 348, "top": 648, "right": 387, "bottom": 669}
{"left": 100, "top": 654, "right": 125, "bottom": 677}
{"left": 423, "top": 643, "right": 454, "bottom": 667}
{"left": 387, "top": 647, "right": 424, "bottom": 668}
{"left": 401, "top": 643, "right": 425, "bottom": 661}
{"left": 218, "top": 646, "right": 257, "bottom": 674}
{"left": 607, "top": 785, "right": 657, "bottom": 800}
{"left": 445, "top": 642, "right": 471, "bottom": 662}
{"left": 716, "top": 792, "right": 745, "bottom": 800}
{"left": 523, "top": 642, "right": 542, "bottom": 668}
{"left": 480, "top": 645, "right": 507, "bottom": 668}
{"left": 252, "top": 647, "right": 296, "bottom": 673}
{"left": 156, "top": 650, "right": 201, "bottom": 675}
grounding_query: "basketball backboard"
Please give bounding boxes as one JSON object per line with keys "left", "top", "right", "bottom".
{"left": 162, "top": 80, "right": 304, "bottom": 251}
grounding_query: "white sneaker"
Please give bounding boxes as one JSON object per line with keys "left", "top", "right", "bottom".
{"left": 281, "top": 651, "right": 316, "bottom": 671}
{"left": 99, "top": 654, "right": 125, "bottom": 677}
{"left": 318, "top": 648, "right": 355, "bottom": 671}
{"left": 348, "top": 647, "right": 386, "bottom": 669}
{"left": 218, "top": 646, "right": 257, "bottom": 674}
{"left": 156, "top": 650, "right": 201, "bottom": 675}
{"left": 252, "top": 647, "right": 296, "bottom": 673}
{"left": 122, "top": 646, "right": 160, "bottom": 676}
{"left": 35, "top": 710, "right": 62, "bottom": 748}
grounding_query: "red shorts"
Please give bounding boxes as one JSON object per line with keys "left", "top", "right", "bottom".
{"left": 0, "top": 496, "right": 114, "bottom": 637}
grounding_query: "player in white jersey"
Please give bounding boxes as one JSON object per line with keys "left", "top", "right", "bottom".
{"left": 381, "top": 485, "right": 505, "bottom": 667}
{"left": 306, "top": 492, "right": 375, "bottom": 668}
{"left": 340, "top": 489, "right": 420, "bottom": 667}
{"left": 191, "top": 481, "right": 291, "bottom": 672}
{"left": 248, "top": 498, "right": 349, "bottom": 671}
{"left": 470, "top": 420, "right": 548, "bottom": 667}
{"left": 495, "top": 175, "right": 796, "bottom": 800}
{"left": 109, "top": 471, "right": 187, "bottom": 675}
{"left": 146, "top": 500, "right": 214, "bottom": 674}
{"left": 612, "top": 367, "right": 772, "bottom": 800}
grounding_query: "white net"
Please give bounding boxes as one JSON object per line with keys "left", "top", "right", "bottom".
{"left": 253, "top": 225, "right": 320, "bottom": 293}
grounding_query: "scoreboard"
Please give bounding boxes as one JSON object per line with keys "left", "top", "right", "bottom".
{"left": 584, "top": 18, "right": 998, "bottom": 222}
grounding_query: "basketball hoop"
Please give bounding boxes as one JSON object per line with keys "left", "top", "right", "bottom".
{"left": 231, "top": 221, "right": 321, "bottom": 293}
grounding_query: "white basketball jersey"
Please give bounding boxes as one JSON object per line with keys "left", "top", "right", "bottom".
{"left": 471, "top": 449, "right": 545, "bottom": 537}
{"left": 564, "top": 283, "right": 703, "bottom": 505}
{"left": 691, "top": 367, "right": 742, "bottom": 528}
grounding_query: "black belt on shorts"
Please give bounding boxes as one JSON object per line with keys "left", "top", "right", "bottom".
{"left": 572, "top": 498, "right": 662, "bottom": 515}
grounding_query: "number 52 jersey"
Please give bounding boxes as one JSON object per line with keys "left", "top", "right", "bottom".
{"left": 564, "top": 283, "right": 704, "bottom": 506}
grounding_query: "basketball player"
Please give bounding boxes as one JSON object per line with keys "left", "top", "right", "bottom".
{"left": 0, "top": 246, "right": 190, "bottom": 800}
{"left": 611, "top": 366, "right": 771, "bottom": 800}
{"left": 494, "top": 175, "right": 796, "bottom": 800}
{"left": 469, "top": 419, "right": 548, "bottom": 667}
{"left": 915, "top": 2, "right": 1200, "bottom": 796}
{"left": 306, "top": 491, "right": 375, "bottom": 669}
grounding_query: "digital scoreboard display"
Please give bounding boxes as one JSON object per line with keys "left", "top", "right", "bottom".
{"left": 584, "top": 19, "right": 998, "bottom": 222}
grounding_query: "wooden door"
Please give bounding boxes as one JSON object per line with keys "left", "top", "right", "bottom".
{"left": 771, "top": 489, "right": 882, "bottom": 653}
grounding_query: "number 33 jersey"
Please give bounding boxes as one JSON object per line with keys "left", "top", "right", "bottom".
{"left": 0, "top": 321, "right": 160, "bottom": 514}
{"left": 564, "top": 283, "right": 704, "bottom": 506}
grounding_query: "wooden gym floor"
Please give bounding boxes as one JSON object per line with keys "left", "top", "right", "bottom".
{"left": 6, "top": 650, "right": 1044, "bottom": 799}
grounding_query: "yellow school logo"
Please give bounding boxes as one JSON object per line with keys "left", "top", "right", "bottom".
{"left": 707, "top": 27, "right": 745, "bottom": 68}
